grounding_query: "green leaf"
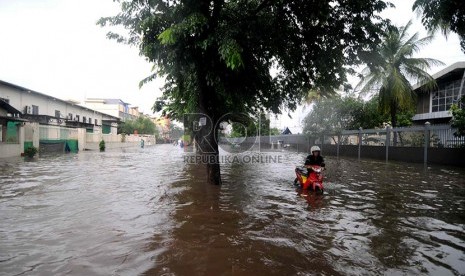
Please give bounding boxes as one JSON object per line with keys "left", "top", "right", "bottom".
{"left": 158, "top": 28, "right": 176, "bottom": 45}
{"left": 219, "top": 40, "right": 244, "bottom": 70}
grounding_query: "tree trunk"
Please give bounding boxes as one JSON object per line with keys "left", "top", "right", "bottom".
{"left": 398, "top": 132, "right": 404, "bottom": 146}
{"left": 205, "top": 126, "right": 222, "bottom": 185}
{"left": 196, "top": 67, "right": 222, "bottom": 185}
{"left": 391, "top": 102, "right": 398, "bottom": 146}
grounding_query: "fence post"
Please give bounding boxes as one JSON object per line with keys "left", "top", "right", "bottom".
{"left": 308, "top": 136, "right": 310, "bottom": 152}
{"left": 322, "top": 135, "right": 325, "bottom": 155}
{"left": 385, "top": 125, "right": 390, "bottom": 162}
{"left": 358, "top": 127, "right": 362, "bottom": 161}
{"left": 424, "top": 121, "right": 430, "bottom": 166}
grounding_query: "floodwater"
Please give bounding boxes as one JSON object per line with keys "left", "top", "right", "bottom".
{"left": 0, "top": 145, "right": 464, "bottom": 276}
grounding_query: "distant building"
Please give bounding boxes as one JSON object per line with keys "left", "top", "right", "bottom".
{"left": 84, "top": 98, "right": 137, "bottom": 122}
{"left": 0, "top": 80, "right": 119, "bottom": 134}
{"left": 152, "top": 116, "right": 171, "bottom": 141}
{"left": 413, "top": 62, "right": 465, "bottom": 124}
{"left": 129, "top": 106, "right": 141, "bottom": 119}
{"left": 282, "top": 127, "right": 292, "bottom": 135}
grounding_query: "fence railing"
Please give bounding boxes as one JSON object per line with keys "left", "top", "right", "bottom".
{"left": 332, "top": 123, "right": 464, "bottom": 148}
{"left": 319, "top": 123, "right": 464, "bottom": 165}
{"left": 220, "top": 123, "right": 464, "bottom": 165}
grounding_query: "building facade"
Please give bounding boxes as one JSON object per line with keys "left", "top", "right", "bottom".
{"left": 0, "top": 80, "right": 123, "bottom": 158}
{"left": 129, "top": 106, "right": 141, "bottom": 119}
{"left": 0, "top": 81, "right": 119, "bottom": 134}
{"left": 0, "top": 100, "right": 30, "bottom": 158}
{"left": 413, "top": 62, "right": 465, "bottom": 124}
{"left": 84, "top": 98, "right": 139, "bottom": 122}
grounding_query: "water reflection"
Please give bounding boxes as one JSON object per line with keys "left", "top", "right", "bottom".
{"left": 0, "top": 145, "right": 464, "bottom": 275}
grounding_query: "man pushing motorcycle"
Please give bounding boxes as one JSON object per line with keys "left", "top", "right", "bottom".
{"left": 294, "top": 146, "right": 326, "bottom": 193}
{"left": 305, "top": 146, "right": 325, "bottom": 173}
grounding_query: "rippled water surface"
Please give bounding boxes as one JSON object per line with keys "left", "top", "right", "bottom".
{"left": 1, "top": 145, "right": 464, "bottom": 275}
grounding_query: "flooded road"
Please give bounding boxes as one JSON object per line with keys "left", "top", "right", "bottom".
{"left": 1, "top": 145, "right": 464, "bottom": 275}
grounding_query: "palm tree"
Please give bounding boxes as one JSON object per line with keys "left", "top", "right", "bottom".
{"left": 356, "top": 21, "right": 443, "bottom": 134}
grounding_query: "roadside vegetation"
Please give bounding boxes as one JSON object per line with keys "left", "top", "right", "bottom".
{"left": 100, "top": 0, "right": 462, "bottom": 184}
{"left": 118, "top": 117, "right": 159, "bottom": 137}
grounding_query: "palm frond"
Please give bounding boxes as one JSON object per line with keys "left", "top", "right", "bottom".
{"left": 355, "top": 19, "right": 442, "bottom": 126}
{"left": 398, "top": 20, "right": 413, "bottom": 41}
{"left": 411, "top": 35, "right": 435, "bottom": 50}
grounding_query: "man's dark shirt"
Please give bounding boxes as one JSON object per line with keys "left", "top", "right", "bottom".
{"left": 305, "top": 155, "right": 325, "bottom": 167}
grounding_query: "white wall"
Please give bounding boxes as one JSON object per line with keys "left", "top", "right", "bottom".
{"left": 0, "top": 143, "right": 21, "bottom": 158}
{"left": 0, "top": 121, "right": 24, "bottom": 158}
{"left": 84, "top": 102, "right": 120, "bottom": 118}
{"left": 0, "top": 83, "right": 118, "bottom": 133}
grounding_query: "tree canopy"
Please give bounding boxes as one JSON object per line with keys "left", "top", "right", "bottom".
{"left": 413, "top": 0, "right": 465, "bottom": 52}
{"left": 302, "top": 94, "right": 414, "bottom": 141}
{"left": 99, "top": 0, "right": 390, "bottom": 121}
{"left": 169, "top": 124, "right": 184, "bottom": 140}
{"left": 302, "top": 96, "right": 360, "bottom": 139}
{"left": 99, "top": 0, "right": 391, "bottom": 184}
{"left": 119, "top": 117, "right": 158, "bottom": 135}
{"left": 229, "top": 114, "right": 280, "bottom": 137}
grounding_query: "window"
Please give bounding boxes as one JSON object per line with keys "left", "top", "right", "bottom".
{"left": 432, "top": 80, "right": 463, "bottom": 112}
{"left": 83, "top": 116, "right": 86, "bottom": 123}
{"left": 55, "top": 110, "right": 61, "bottom": 118}
{"left": 68, "top": 113, "right": 73, "bottom": 119}
{"left": 88, "top": 117, "right": 92, "bottom": 124}
{"left": 94, "top": 119, "right": 98, "bottom": 125}
{"left": 75, "top": 115, "right": 80, "bottom": 121}
{"left": 5, "top": 122, "right": 19, "bottom": 143}
{"left": 102, "top": 124, "right": 111, "bottom": 134}
{"left": 32, "top": 105, "right": 39, "bottom": 115}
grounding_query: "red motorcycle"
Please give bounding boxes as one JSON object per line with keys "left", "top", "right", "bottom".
{"left": 294, "top": 165, "right": 324, "bottom": 194}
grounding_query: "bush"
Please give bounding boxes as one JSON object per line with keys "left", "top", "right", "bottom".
{"left": 451, "top": 98, "right": 465, "bottom": 137}
{"left": 99, "top": 139, "right": 106, "bottom": 152}
{"left": 24, "top": 146, "right": 38, "bottom": 158}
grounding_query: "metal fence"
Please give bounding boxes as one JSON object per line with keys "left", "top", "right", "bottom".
{"left": 221, "top": 123, "right": 465, "bottom": 166}
{"left": 321, "top": 123, "right": 464, "bottom": 165}
{"left": 330, "top": 124, "right": 464, "bottom": 148}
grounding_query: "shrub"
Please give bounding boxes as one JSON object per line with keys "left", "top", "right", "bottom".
{"left": 99, "top": 139, "right": 106, "bottom": 152}
{"left": 24, "top": 146, "right": 38, "bottom": 158}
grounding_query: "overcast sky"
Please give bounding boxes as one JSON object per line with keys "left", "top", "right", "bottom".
{"left": 0, "top": 0, "right": 464, "bottom": 129}
{"left": 0, "top": 0, "right": 164, "bottom": 114}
